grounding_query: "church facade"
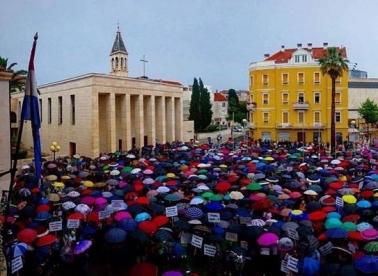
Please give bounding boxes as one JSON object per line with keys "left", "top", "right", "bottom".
{"left": 13, "top": 28, "right": 191, "bottom": 158}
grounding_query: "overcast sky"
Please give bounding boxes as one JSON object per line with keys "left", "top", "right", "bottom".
{"left": 2, "top": 0, "right": 378, "bottom": 91}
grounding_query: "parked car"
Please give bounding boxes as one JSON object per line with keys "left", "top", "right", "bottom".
{"left": 232, "top": 126, "right": 243, "bottom": 132}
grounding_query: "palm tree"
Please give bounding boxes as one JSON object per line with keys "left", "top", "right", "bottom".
{"left": 318, "top": 47, "right": 349, "bottom": 154}
{"left": 0, "top": 56, "right": 27, "bottom": 93}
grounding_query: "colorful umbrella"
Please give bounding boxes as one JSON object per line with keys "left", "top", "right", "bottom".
{"left": 6, "top": 242, "right": 33, "bottom": 258}
{"left": 104, "top": 228, "right": 127, "bottom": 244}
{"left": 257, "top": 232, "right": 279, "bottom": 247}
{"left": 342, "top": 195, "right": 357, "bottom": 204}
{"left": 73, "top": 240, "right": 92, "bottom": 255}
{"left": 185, "top": 207, "right": 203, "bottom": 219}
{"left": 36, "top": 234, "right": 57, "bottom": 247}
{"left": 129, "top": 262, "right": 158, "bottom": 276}
{"left": 355, "top": 255, "right": 378, "bottom": 274}
{"left": 17, "top": 228, "right": 37, "bottom": 244}
{"left": 365, "top": 241, "right": 378, "bottom": 253}
{"left": 118, "top": 218, "right": 138, "bottom": 231}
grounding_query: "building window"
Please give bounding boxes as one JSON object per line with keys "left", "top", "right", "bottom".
{"left": 336, "top": 77, "right": 341, "bottom": 84}
{"left": 298, "top": 73, "right": 304, "bottom": 85}
{"left": 262, "top": 74, "right": 268, "bottom": 86}
{"left": 250, "top": 76, "right": 254, "bottom": 87}
{"left": 39, "top": 99, "right": 42, "bottom": 123}
{"left": 314, "top": 92, "right": 320, "bottom": 104}
{"left": 335, "top": 91, "right": 341, "bottom": 103}
{"left": 298, "top": 112, "right": 304, "bottom": 124}
{"left": 335, "top": 111, "right": 341, "bottom": 123}
{"left": 282, "top": 112, "right": 289, "bottom": 124}
{"left": 314, "top": 111, "right": 320, "bottom": 124}
{"left": 262, "top": 93, "right": 269, "bottom": 105}
{"left": 314, "top": 72, "right": 320, "bottom": 84}
{"left": 222, "top": 102, "right": 226, "bottom": 108}
{"left": 302, "top": 55, "right": 307, "bottom": 62}
{"left": 295, "top": 55, "right": 300, "bottom": 63}
{"left": 263, "top": 112, "right": 269, "bottom": 124}
{"left": 58, "top": 96, "right": 63, "bottom": 125}
{"left": 48, "top": 98, "right": 52, "bottom": 124}
{"left": 282, "top": 73, "right": 289, "bottom": 85}
{"left": 282, "top": 93, "right": 289, "bottom": 104}
{"left": 70, "top": 95, "right": 75, "bottom": 125}
{"left": 298, "top": 92, "right": 305, "bottom": 103}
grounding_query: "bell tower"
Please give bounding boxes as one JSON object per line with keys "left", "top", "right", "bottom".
{"left": 110, "top": 26, "right": 128, "bottom": 77}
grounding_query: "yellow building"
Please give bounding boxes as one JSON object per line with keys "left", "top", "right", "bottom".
{"left": 248, "top": 43, "right": 349, "bottom": 145}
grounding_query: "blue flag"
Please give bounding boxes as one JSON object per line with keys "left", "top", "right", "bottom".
{"left": 21, "top": 33, "right": 42, "bottom": 185}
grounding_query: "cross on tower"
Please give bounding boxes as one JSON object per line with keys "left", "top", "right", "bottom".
{"left": 140, "top": 55, "right": 148, "bottom": 77}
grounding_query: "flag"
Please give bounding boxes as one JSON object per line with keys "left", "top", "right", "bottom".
{"left": 20, "top": 33, "right": 42, "bottom": 184}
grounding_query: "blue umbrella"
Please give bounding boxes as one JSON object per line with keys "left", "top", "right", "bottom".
{"left": 325, "top": 228, "right": 348, "bottom": 239}
{"left": 300, "top": 257, "right": 320, "bottom": 275}
{"left": 205, "top": 202, "right": 223, "bottom": 212}
{"left": 357, "top": 200, "right": 372, "bottom": 209}
{"left": 185, "top": 207, "right": 203, "bottom": 219}
{"left": 355, "top": 255, "right": 378, "bottom": 274}
{"left": 117, "top": 218, "right": 138, "bottom": 231}
{"left": 135, "top": 212, "right": 151, "bottom": 222}
{"left": 105, "top": 228, "right": 127, "bottom": 244}
{"left": 35, "top": 211, "right": 52, "bottom": 221}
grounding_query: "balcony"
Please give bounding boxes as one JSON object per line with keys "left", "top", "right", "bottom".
{"left": 246, "top": 102, "right": 257, "bottom": 112}
{"left": 276, "top": 123, "right": 292, "bottom": 128}
{"left": 275, "top": 123, "right": 326, "bottom": 130}
{"left": 292, "top": 101, "right": 310, "bottom": 110}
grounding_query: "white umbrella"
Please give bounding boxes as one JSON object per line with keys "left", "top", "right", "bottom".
{"left": 190, "top": 197, "right": 204, "bottom": 205}
{"left": 67, "top": 191, "right": 80, "bottom": 198}
{"left": 110, "top": 170, "right": 120, "bottom": 176}
{"left": 229, "top": 191, "right": 244, "bottom": 200}
{"left": 156, "top": 186, "right": 170, "bottom": 193}
{"left": 142, "top": 178, "right": 155, "bottom": 185}
{"left": 75, "top": 204, "right": 91, "bottom": 215}
{"left": 131, "top": 168, "right": 142, "bottom": 174}
{"left": 331, "top": 159, "right": 341, "bottom": 165}
{"left": 62, "top": 201, "right": 76, "bottom": 210}
{"left": 126, "top": 154, "right": 136, "bottom": 159}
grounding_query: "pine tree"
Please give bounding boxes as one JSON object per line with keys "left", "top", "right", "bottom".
{"left": 188, "top": 78, "right": 201, "bottom": 131}
{"left": 199, "top": 78, "right": 212, "bottom": 131}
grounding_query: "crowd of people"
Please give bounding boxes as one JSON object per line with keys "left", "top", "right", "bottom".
{"left": 3, "top": 139, "right": 378, "bottom": 275}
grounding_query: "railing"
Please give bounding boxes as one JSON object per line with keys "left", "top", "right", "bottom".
{"left": 292, "top": 101, "right": 310, "bottom": 110}
{"left": 276, "top": 123, "right": 326, "bottom": 129}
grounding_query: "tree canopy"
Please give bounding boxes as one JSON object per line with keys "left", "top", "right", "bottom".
{"left": 358, "top": 98, "right": 378, "bottom": 124}
{"left": 0, "top": 56, "right": 27, "bottom": 93}
{"left": 227, "top": 89, "right": 247, "bottom": 124}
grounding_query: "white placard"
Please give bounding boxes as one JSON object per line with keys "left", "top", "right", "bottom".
{"left": 49, "top": 220, "right": 63, "bottom": 232}
{"left": 286, "top": 228, "right": 299, "bottom": 240}
{"left": 11, "top": 256, "right": 23, "bottom": 274}
{"left": 239, "top": 217, "right": 252, "bottom": 224}
{"left": 261, "top": 247, "right": 270, "bottom": 255}
{"left": 287, "top": 255, "right": 299, "bottom": 272}
{"left": 191, "top": 234, "right": 203, "bottom": 248}
{"left": 98, "top": 210, "right": 111, "bottom": 220}
{"left": 319, "top": 241, "right": 333, "bottom": 255}
{"left": 207, "top": 212, "right": 220, "bottom": 223}
{"left": 204, "top": 244, "right": 217, "bottom": 257}
{"left": 281, "top": 259, "right": 290, "bottom": 274}
{"left": 111, "top": 200, "right": 124, "bottom": 208}
{"left": 225, "top": 232, "right": 238, "bottom": 242}
{"left": 180, "top": 232, "right": 192, "bottom": 244}
{"left": 336, "top": 196, "right": 344, "bottom": 207}
{"left": 67, "top": 219, "right": 80, "bottom": 229}
{"left": 165, "top": 206, "right": 178, "bottom": 217}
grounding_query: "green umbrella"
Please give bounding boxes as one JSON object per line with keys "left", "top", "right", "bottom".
{"left": 246, "top": 182, "right": 262, "bottom": 191}
{"left": 202, "top": 191, "right": 214, "bottom": 199}
{"left": 121, "top": 166, "right": 133, "bottom": 173}
{"left": 342, "top": 222, "right": 357, "bottom": 232}
{"left": 325, "top": 218, "right": 342, "bottom": 229}
{"left": 364, "top": 241, "right": 378, "bottom": 253}
{"left": 197, "top": 169, "right": 208, "bottom": 175}
{"left": 103, "top": 165, "right": 110, "bottom": 171}
{"left": 288, "top": 154, "right": 298, "bottom": 159}
{"left": 308, "top": 185, "right": 322, "bottom": 193}
{"left": 209, "top": 194, "right": 223, "bottom": 201}
{"left": 164, "top": 194, "right": 180, "bottom": 202}
{"left": 267, "top": 195, "right": 279, "bottom": 204}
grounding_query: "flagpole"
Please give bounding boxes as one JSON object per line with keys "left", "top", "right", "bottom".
{"left": 2, "top": 33, "right": 38, "bottom": 245}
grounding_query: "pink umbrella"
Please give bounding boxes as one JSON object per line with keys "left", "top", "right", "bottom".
{"left": 95, "top": 197, "right": 107, "bottom": 205}
{"left": 257, "top": 232, "right": 279, "bottom": 247}
{"left": 81, "top": 196, "right": 95, "bottom": 205}
{"left": 114, "top": 211, "right": 132, "bottom": 221}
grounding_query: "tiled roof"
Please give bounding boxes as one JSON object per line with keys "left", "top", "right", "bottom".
{"left": 214, "top": 93, "right": 227, "bottom": 101}
{"left": 265, "top": 46, "right": 347, "bottom": 63}
{"left": 111, "top": 28, "right": 128, "bottom": 54}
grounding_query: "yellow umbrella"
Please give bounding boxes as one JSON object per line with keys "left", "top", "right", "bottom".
{"left": 219, "top": 164, "right": 228, "bottom": 169}
{"left": 264, "top": 156, "right": 274, "bottom": 161}
{"left": 61, "top": 175, "right": 71, "bottom": 180}
{"left": 342, "top": 194, "right": 357, "bottom": 204}
{"left": 53, "top": 182, "right": 65, "bottom": 188}
{"left": 83, "top": 181, "right": 94, "bottom": 188}
{"left": 166, "top": 173, "right": 176, "bottom": 178}
{"left": 46, "top": 175, "right": 57, "bottom": 181}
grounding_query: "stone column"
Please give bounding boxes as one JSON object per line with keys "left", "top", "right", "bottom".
{"left": 156, "top": 96, "right": 166, "bottom": 144}
{"left": 147, "top": 96, "right": 156, "bottom": 145}
{"left": 108, "top": 93, "right": 116, "bottom": 152}
{"left": 92, "top": 93, "right": 100, "bottom": 157}
{"left": 136, "top": 94, "right": 144, "bottom": 147}
{"left": 0, "top": 72, "right": 13, "bottom": 191}
{"left": 175, "top": 97, "right": 184, "bottom": 141}
{"left": 166, "top": 96, "right": 174, "bottom": 142}
{"left": 123, "top": 94, "right": 132, "bottom": 151}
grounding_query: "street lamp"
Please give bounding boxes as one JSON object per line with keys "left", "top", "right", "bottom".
{"left": 242, "top": 119, "right": 248, "bottom": 144}
{"left": 50, "top": 142, "right": 60, "bottom": 161}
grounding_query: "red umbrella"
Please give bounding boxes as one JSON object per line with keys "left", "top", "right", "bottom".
{"left": 36, "top": 204, "right": 51, "bottom": 213}
{"left": 139, "top": 221, "right": 158, "bottom": 235}
{"left": 152, "top": 215, "right": 169, "bottom": 227}
{"left": 67, "top": 213, "right": 85, "bottom": 220}
{"left": 86, "top": 211, "right": 100, "bottom": 223}
{"left": 135, "top": 196, "right": 150, "bottom": 205}
{"left": 308, "top": 211, "right": 327, "bottom": 221}
{"left": 252, "top": 198, "right": 273, "bottom": 211}
{"left": 129, "top": 262, "right": 158, "bottom": 276}
{"left": 36, "top": 234, "right": 57, "bottom": 247}
{"left": 215, "top": 181, "right": 231, "bottom": 192}
{"left": 17, "top": 228, "right": 37, "bottom": 244}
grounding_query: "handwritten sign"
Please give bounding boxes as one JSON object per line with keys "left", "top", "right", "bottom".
{"left": 111, "top": 200, "right": 124, "bottom": 208}
{"left": 11, "top": 256, "right": 23, "bottom": 274}
{"left": 286, "top": 228, "right": 299, "bottom": 240}
{"left": 336, "top": 196, "right": 344, "bottom": 207}
{"left": 49, "top": 220, "right": 63, "bottom": 232}
{"left": 239, "top": 217, "right": 252, "bottom": 224}
{"left": 99, "top": 210, "right": 111, "bottom": 220}
{"left": 207, "top": 212, "right": 220, "bottom": 223}
{"left": 191, "top": 234, "right": 203, "bottom": 248}
{"left": 204, "top": 244, "right": 216, "bottom": 257}
{"left": 225, "top": 232, "right": 238, "bottom": 242}
{"left": 67, "top": 219, "right": 80, "bottom": 229}
{"left": 165, "top": 206, "right": 178, "bottom": 217}
{"left": 319, "top": 241, "right": 333, "bottom": 255}
{"left": 280, "top": 259, "right": 290, "bottom": 274}
{"left": 287, "top": 255, "right": 299, "bottom": 272}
